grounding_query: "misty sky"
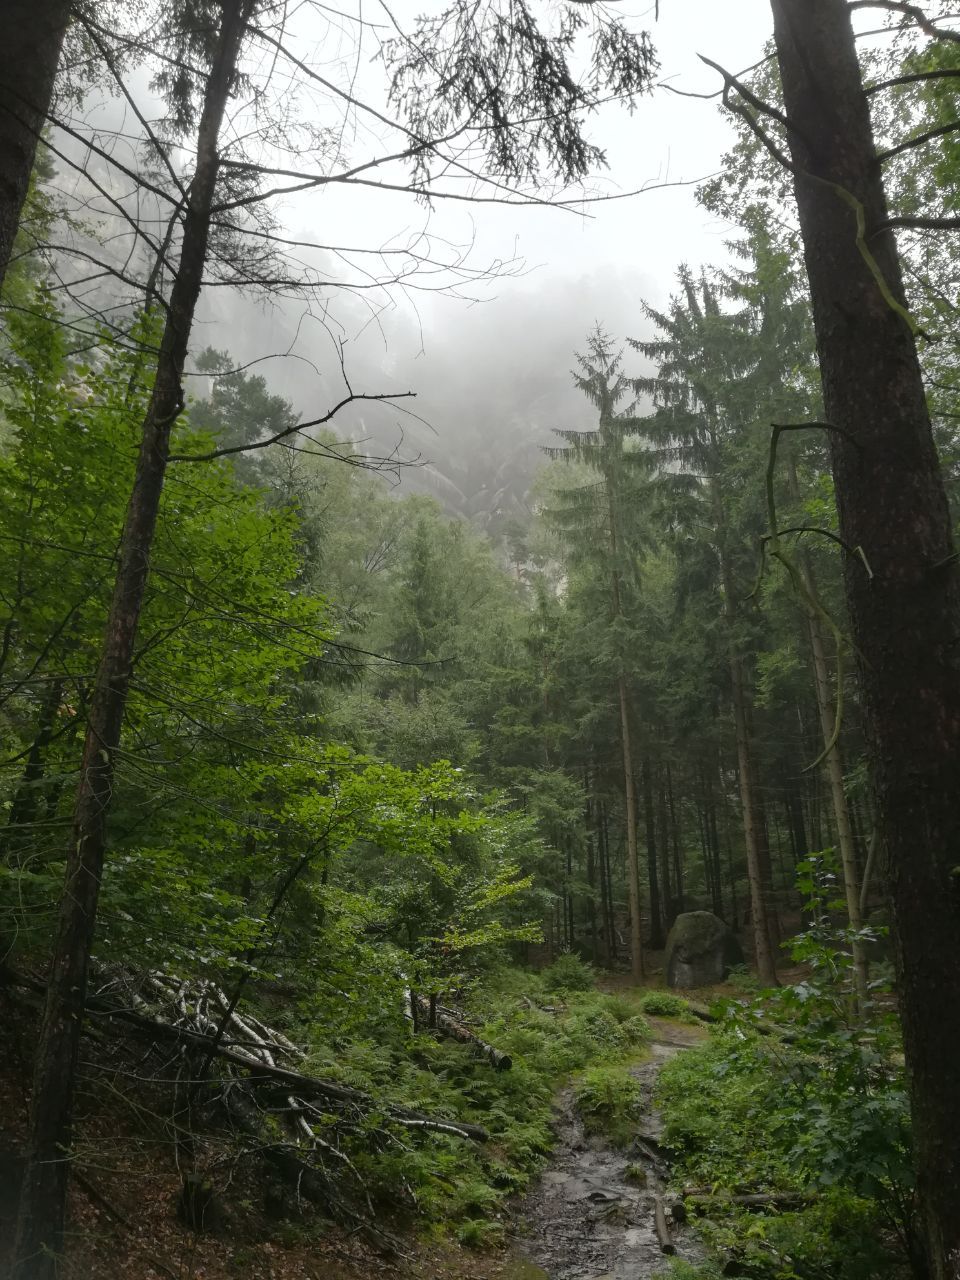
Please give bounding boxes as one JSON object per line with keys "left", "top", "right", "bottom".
{"left": 180, "top": 2, "right": 776, "bottom": 508}
{"left": 190, "top": 0, "right": 774, "bottom": 506}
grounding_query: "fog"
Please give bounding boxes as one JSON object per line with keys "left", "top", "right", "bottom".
{"left": 54, "top": 0, "right": 775, "bottom": 523}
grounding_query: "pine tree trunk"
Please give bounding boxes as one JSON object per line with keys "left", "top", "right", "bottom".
{"left": 642, "top": 756, "right": 663, "bottom": 949}
{"left": 619, "top": 676, "right": 644, "bottom": 979}
{"left": 0, "top": 0, "right": 71, "bottom": 291}
{"left": 599, "top": 799, "right": 617, "bottom": 964}
{"left": 656, "top": 767, "right": 674, "bottom": 930}
{"left": 786, "top": 460, "right": 868, "bottom": 1003}
{"left": 770, "top": 2, "right": 960, "bottom": 1270}
{"left": 704, "top": 767, "right": 724, "bottom": 918}
{"left": 801, "top": 553, "right": 870, "bottom": 1010}
{"left": 565, "top": 839, "right": 574, "bottom": 950}
{"left": 585, "top": 779, "right": 601, "bottom": 963}
{"left": 701, "top": 769, "right": 714, "bottom": 913}
{"left": 667, "top": 762, "right": 685, "bottom": 915}
{"left": 729, "top": 657, "right": 778, "bottom": 984}
{"left": 711, "top": 468, "right": 778, "bottom": 982}
{"left": 12, "top": 7, "right": 252, "bottom": 1273}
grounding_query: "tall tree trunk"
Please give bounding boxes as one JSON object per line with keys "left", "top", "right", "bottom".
{"left": 703, "top": 766, "right": 724, "bottom": 918}
{"left": 801, "top": 552, "right": 870, "bottom": 1010}
{"left": 667, "top": 762, "right": 684, "bottom": 915}
{"left": 608, "top": 478, "right": 643, "bottom": 978}
{"left": 696, "top": 792, "right": 714, "bottom": 913}
{"left": 585, "top": 779, "right": 601, "bottom": 964}
{"left": 656, "top": 766, "right": 674, "bottom": 930}
{"left": 746, "top": 702, "right": 779, "bottom": 946}
{"left": 0, "top": 0, "right": 71, "bottom": 292}
{"left": 598, "top": 799, "right": 617, "bottom": 964}
{"left": 729, "top": 645, "right": 779, "bottom": 983}
{"left": 565, "top": 838, "right": 574, "bottom": 950}
{"left": 586, "top": 828, "right": 599, "bottom": 963}
{"left": 712, "top": 472, "right": 778, "bottom": 982}
{"left": 787, "top": 459, "right": 868, "bottom": 1003}
{"left": 770, "top": 3, "right": 960, "bottom": 1271}
{"left": 719, "top": 762, "right": 740, "bottom": 929}
{"left": 618, "top": 676, "right": 644, "bottom": 979}
{"left": 13, "top": 7, "right": 252, "bottom": 1274}
{"left": 642, "top": 756, "right": 663, "bottom": 949}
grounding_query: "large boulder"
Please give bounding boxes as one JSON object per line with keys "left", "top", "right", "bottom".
{"left": 665, "top": 911, "right": 743, "bottom": 989}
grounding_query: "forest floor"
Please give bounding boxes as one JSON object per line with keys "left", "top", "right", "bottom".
{"left": 0, "top": 988, "right": 710, "bottom": 1280}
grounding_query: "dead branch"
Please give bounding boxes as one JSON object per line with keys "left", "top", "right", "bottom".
{"left": 1, "top": 968, "right": 489, "bottom": 1142}
{"left": 682, "top": 1189, "right": 812, "bottom": 1211}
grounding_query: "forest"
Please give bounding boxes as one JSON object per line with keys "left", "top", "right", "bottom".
{"left": 0, "top": 1, "right": 959, "bottom": 1279}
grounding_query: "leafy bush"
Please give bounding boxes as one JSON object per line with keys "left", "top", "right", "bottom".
{"left": 637, "top": 990, "right": 689, "bottom": 1018}
{"left": 542, "top": 952, "right": 595, "bottom": 992}
{"left": 655, "top": 881, "right": 917, "bottom": 1280}
{"left": 574, "top": 1065, "right": 645, "bottom": 1146}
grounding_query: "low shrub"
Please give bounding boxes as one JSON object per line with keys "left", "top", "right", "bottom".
{"left": 574, "top": 1065, "right": 644, "bottom": 1146}
{"left": 542, "top": 952, "right": 595, "bottom": 992}
{"left": 637, "top": 990, "right": 689, "bottom": 1018}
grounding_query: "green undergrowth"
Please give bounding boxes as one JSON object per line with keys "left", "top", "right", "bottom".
{"left": 297, "top": 961, "right": 653, "bottom": 1246}
{"left": 573, "top": 1065, "right": 645, "bottom": 1146}
{"left": 635, "top": 990, "right": 692, "bottom": 1020}
{"left": 654, "top": 884, "right": 918, "bottom": 1280}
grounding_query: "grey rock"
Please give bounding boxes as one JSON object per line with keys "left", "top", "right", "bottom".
{"left": 665, "top": 911, "right": 743, "bottom": 989}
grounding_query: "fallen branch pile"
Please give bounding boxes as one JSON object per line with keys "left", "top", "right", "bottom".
{"left": 2, "top": 966, "right": 490, "bottom": 1247}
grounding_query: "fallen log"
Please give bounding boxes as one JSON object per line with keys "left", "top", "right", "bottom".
{"left": 410, "top": 993, "right": 512, "bottom": 1071}
{"left": 682, "top": 1190, "right": 810, "bottom": 1212}
{"left": 654, "top": 1195, "right": 676, "bottom": 1254}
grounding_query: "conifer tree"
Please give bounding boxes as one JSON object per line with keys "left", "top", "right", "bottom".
{"left": 632, "top": 273, "right": 780, "bottom": 985}
{"left": 544, "top": 329, "right": 653, "bottom": 979}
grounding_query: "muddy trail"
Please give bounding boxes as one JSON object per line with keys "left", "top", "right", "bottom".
{"left": 506, "top": 1018, "right": 705, "bottom": 1280}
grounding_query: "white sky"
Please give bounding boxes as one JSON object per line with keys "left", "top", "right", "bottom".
{"left": 196, "top": 0, "right": 777, "bottom": 466}
{"left": 288, "top": 1, "right": 774, "bottom": 309}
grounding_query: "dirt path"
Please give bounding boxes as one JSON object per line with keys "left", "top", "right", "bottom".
{"left": 504, "top": 1018, "right": 705, "bottom": 1280}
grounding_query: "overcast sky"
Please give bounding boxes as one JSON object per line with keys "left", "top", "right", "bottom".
{"left": 191, "top": 0, "right": 776, "bottom": 500}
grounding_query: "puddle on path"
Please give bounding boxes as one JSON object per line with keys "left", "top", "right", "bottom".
{"left": 508, "top": 1025, "right": 703, "bottom": 1280}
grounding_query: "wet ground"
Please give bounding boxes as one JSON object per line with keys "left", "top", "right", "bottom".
{"left": 506, "top": 1019, "right": 705, "bottom": 1280}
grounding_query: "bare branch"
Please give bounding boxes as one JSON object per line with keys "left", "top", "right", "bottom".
{"left": 878, "top": 117, "right": 960, "bottom": 162}
{"left": 866, "top": 67, "right": 960, "bottom": 92}
{"left": 848, "top": 0, "right": 960, "bottom": 42}
{"left": 874, "top": 213, "right": 960, "bottom": 231}
{"left": 168, "top": 390, "right": 416, "bottom": 462}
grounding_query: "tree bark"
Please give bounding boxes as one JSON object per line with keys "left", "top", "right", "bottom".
{"left": 801, "top": 552, "right": 870, "bottom": 1010}
{"left": 770, "top": 2, "right": 960, "bottom": 1272}
{"left": 710, "top": 467, "right": 778, "bottom": 982}
{"left": 608, "top": 472, "right": 643, "bottom": 979}
{"left": 657, "top": 766, "right": 674, "bottom": 929}
{"left": 619, "top": 676, "right": 644, "bottom": 979}
{"left": 667, "top": 761, "right": 684, "bottom": 915}
{"left": 599, "top": 798, "right": 618, "bottom": 963}
{"left": 12, "top": 6, "right": 253, "bottom": 1274}
{"left": 0, "top": 0, "right": 71, "bottom": 292}
{"left": 729, "top": 655, "right": 778, "bottom": 984}
{"left": 642, "top": 756, "right": 663, "bottom": 949}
